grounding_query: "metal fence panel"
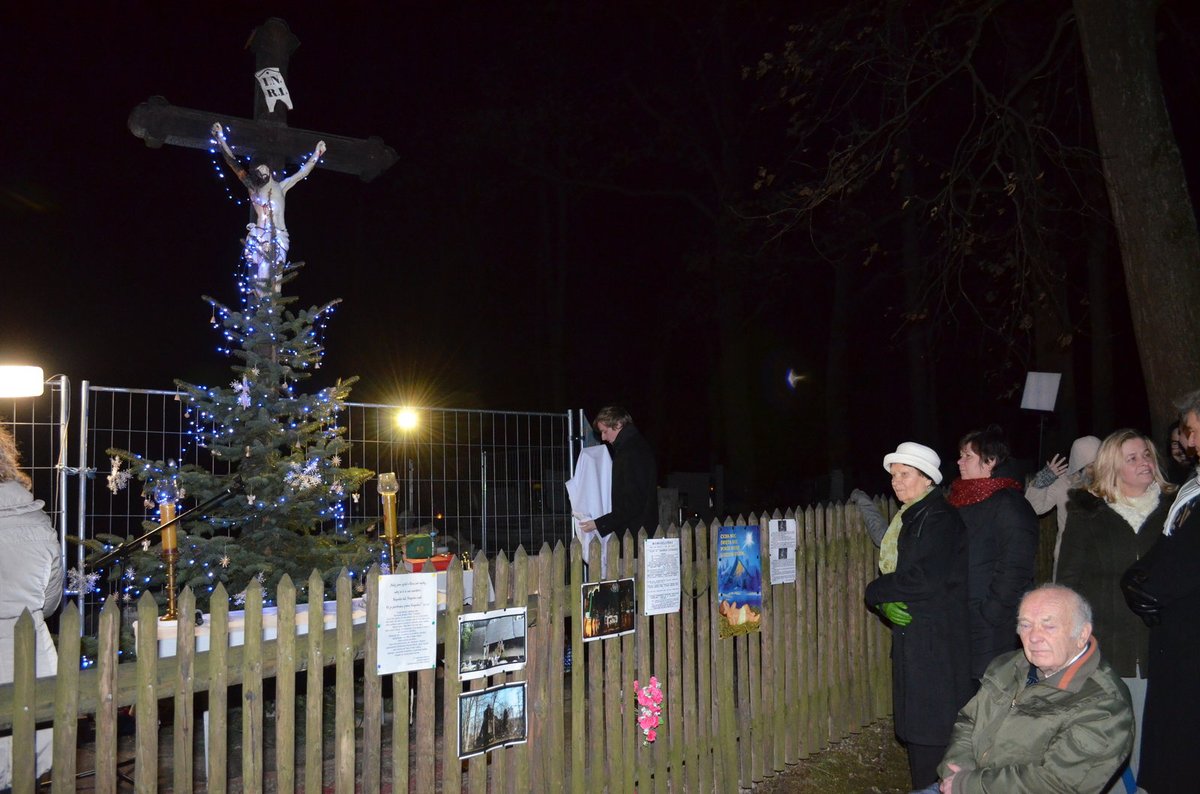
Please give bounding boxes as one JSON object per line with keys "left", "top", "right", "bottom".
{"left": 1, "top": 375, "right": 69, "bottom": 564}
{"left": 78, "top": 387, "right": 577, "bottom": 561}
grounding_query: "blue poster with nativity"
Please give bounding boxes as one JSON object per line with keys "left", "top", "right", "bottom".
{"left": 717, "top": 524, "right": 762, "bottom": 638}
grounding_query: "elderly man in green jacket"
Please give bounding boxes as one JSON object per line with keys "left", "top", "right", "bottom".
{"left": 933, "top": 584, "right": 1133, "bottom": 794}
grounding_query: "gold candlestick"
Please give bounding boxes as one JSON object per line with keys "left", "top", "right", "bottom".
{"left": 378, "top": 473, "right": 400, "bottom": 572}
{"left": 159, "top": 500, "right": 179, "bottom": 621}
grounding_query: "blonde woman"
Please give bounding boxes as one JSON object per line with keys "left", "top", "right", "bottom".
{"left": 1058, "top": 428, "right": 1175, "bottom": 792}
{"left": 0, "top": 422, "right": 63, "bottom": 787}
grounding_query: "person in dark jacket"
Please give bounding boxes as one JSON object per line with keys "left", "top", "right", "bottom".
{"left": 1058, "top": 428, "right": 1175, "bottom": 791}
{"left": 577, "top": 406, "right": 658, "bottom": 537}
{"left": 1122, "top": 390, "right": 1200, "bottom": 792}
{"left": 948, "top": 425, "right": 1039, "bottom": 681}
{"left": 864, "top": 442, "right": 973, "bottom": 790}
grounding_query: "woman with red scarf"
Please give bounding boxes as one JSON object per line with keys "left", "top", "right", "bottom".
{"left": 948, "top": 425, "right": 1039, "bottom": 682}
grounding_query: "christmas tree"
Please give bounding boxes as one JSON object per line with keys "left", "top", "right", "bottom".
{"left": 101, "top": 132, "right": 376, "bottom": 610}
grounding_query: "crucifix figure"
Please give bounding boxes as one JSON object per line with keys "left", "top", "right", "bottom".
{"left": 211, "top": 122, "right": 325, "bottom": 291}
{"left": 128, "top": 18, "right": 397, "bottom": 288}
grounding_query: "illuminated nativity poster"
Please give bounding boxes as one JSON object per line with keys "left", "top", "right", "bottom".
{"left": 717, "top": 524, "right": 762, "bottom": 638}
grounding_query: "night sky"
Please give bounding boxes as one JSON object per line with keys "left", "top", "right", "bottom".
{"left": 4, "top": 4, "right": 1197, "bottom": 508}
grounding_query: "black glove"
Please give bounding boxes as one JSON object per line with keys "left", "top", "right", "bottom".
{"left": 1121, "top": 568, "right": 1162, "bottom": 627}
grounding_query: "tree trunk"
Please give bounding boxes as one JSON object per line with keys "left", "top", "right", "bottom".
{"left": 1074, "top": 0, "right": 1200, "bottom": 438}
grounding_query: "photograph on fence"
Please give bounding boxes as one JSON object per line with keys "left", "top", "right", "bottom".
{"left": 458, "top": 606, "right": 527, "bottom": 681}
{"left": 717, "top": 524, "right": 763, "bottom": 638}
{"left": 458, "top": 680, "right": 528, "bottom": 760}
{"left": 580, "top": 576, "right": 636, "bottom": 642}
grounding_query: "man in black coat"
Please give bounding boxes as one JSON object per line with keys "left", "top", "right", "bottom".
{"left": 578, "top": 406, "right": 659, "bottom": 537}
{"left": 1123, "top": 390, "right": 1200, "bottom": 792}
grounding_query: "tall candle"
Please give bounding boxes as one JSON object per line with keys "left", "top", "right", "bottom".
{"left": 160, "top": 501, "right": 178, "bottom": 552}
{"left": 381, "top": 492, "right": 398, "bottom": 541}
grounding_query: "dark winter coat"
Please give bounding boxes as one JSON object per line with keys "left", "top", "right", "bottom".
{"left": 864, "top": 489, "right": 973, "bottom": 746}
{"left": 956, "top": 488, "right": 1038, "bottom": 678}
{"left": 593, "top": 423, "right": 658, "bottom": 536}
{"left": 1124, "top": 487, "right": 1200, "bottom": 791}
{"left": 1057, "top": 487, "right": 1171, "bottom": 677}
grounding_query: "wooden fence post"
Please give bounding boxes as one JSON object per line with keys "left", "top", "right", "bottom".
{"left": 275, "top": 575, "right": 298, "bottom": 794}
{"left": 51, "top": 602, "right": 81, "bottom": 794}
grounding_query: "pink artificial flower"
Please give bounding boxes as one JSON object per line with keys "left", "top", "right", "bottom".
{"left": 645, "top": 728, "right": 656, "bottom": 743}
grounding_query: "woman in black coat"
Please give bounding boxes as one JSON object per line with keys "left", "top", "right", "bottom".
{"left": 948, "top": 425, "right": 1039, "bottom": 680}
{"left": 864, "top": 442, "right": 973, "bottom": 790}
{"left": 1058, "top": 428, "right": 1174, "bottom": 789}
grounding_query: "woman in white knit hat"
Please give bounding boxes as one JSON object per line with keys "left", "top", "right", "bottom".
{"left": 1024, "top": 434, "right": 1101, "bottom": 580}
{"left": 863, "top": 442, "right": 973, "bottom": 791}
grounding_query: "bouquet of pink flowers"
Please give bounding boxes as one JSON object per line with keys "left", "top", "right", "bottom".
{"left": 634, "top": 676, "right": 665, "bottom": 744}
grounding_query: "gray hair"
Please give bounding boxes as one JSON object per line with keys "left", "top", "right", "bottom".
{"left": 1022, "top": 583, "right": 1093, "bottom": 639}
{"left": 1175, "top": 388, "right": 1200, "bottom": 422}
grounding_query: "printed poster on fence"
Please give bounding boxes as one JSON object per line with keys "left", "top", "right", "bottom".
{"left": 768, "top": 517, "right": 798, "bottom": 585}
{"left": 376, "top": 573, "right": 438, "bottom": 674}
{"left": 717, "top": 524, "right": 762, "bottom": 639}
{"left": 643, "top": 537, "right": 681, "bottom": 616}
{"left": 458, "top": 681, "right": 527, "bottom": 759}
{"left": 458, "top": 607, "right": 527, "bottom": 682}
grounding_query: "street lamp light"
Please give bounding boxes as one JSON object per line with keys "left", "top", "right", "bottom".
{"left": 0, "top": 365, "right": 45, "bottom": 398}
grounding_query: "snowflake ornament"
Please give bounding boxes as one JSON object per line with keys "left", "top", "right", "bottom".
{"left": 106, "top": 457, "right": 132, "bottom": 495}
{"left": 219, "top": 554, "right": 231, "bottom": 568}
{"left": 66, "top": 566, "right": 101, "bottom": 595}
{"left": 331, "top": 454, "right": 342, "bottom": 467}
{"left": 232, "top": 376, "right": 252, "bottom": 408}
{"left": 284, "top": 459, "right": 323, "bottom": 491}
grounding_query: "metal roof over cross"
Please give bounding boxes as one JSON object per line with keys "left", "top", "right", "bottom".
{"left": 127, "top": 17, "right": 397, "bottom": 182}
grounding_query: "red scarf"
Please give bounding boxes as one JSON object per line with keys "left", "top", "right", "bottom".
{"left": 947, "top": 476, "right": 1022, "bottom": 507}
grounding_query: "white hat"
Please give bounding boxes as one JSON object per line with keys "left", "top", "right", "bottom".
{"left": 883, "top": 442, "right": 943, "bottom": 485}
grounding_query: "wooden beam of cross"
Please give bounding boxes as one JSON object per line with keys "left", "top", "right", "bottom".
{"left": 127, "top": 17, "right": 397, "bottom": 182}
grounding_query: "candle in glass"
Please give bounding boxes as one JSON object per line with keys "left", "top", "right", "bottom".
{"left": 160, "top": 501, "right": 178, "bottom": 552}
{"left": 378, "top": 472, "right": 399, "bottom": 541}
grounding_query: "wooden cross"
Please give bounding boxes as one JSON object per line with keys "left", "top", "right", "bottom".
{"left": 127, "top": 17, "right": 396, "bottom": 182}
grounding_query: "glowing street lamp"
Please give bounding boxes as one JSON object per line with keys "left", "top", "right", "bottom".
{"left": 395, "top": 408, "right": 419, "bottom": 432}
{"left": 0, "top": 365, "right": 45, "bottom": 398}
